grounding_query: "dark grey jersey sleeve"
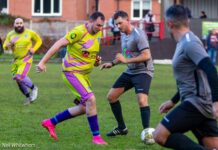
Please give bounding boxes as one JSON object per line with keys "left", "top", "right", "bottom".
{"left": 198, "top": 57, "right": 218, "bottom": 102}
{"left": 136, "top": 29, "right": 149, "bottom": 51}
{"left": 171, "top": 90, "right": 180, "bottom": 104}
{"left": 184, "top": 41, "right": 208, "bottom": 65}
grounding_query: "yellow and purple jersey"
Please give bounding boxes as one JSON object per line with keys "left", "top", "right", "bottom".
{"left": 3, "top": 29, "right": 42, "bottom": 63}
{"left": 63, "top": 24, "right": 102, "bottom": 74}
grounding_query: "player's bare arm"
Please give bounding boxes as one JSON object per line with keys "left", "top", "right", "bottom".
{"left": 100, "top": 59, "right": 120, "bottom": 70}
{"left": 36, "top": 37, "right": 69, "bottom": 73}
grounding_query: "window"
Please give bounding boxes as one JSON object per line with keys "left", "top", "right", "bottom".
{"left": 32, "top": 0, "right": 62, "bottom": 16}
{"left": 0, "top": 0, "right": 8, "bottom": 14}
{"left": 133, "top": 1, "right": 140, "bottom": 17}
{"left": 132, "top": 0, "right": 151, "bottom": 20}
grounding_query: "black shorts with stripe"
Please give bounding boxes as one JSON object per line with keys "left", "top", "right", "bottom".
{"left": 161, "top": 101, "right": 218, "bottom": 141}
{"left": 112, "top": 72, "right": 152, "bottom": 94}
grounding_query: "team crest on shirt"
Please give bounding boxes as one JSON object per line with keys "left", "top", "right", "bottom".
{"left": 122, "top": 48, "right": 132, "bottom": 58}
{"left": 24, "top": 34, "right": 28, "bottom": 38}
{"left": 70, "top": 33, "right": 77, "bottom": 39}
{"left": 82, "top": 51, "right": 90, "bottom": 58}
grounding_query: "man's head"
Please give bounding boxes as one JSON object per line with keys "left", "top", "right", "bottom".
{"left": 113, "top": 10, "right": 130, "bottom": 33}
{"left": 89, "top": 11, "right": 105, "bottom": 34}
{"left": 165, "top": 5, "right": 189, "bottom": 31}
{"left": 14, "top": 18, "right": 25, "bottom": 33}
{"left": 201, "top": 11, "right": 206, "bottom": 15}
{"left": 148, "top": 10, "right": 152, "bottom": 15}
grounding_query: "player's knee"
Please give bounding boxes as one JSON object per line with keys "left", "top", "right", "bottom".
{"left": 202, "top": 137, "right": 218, "bottom": 149}
{"left": 107, "top": 93, "right": 117, "bottom": 102}
{"left": 86, "top": 97, "right": 97, "bottom": 116}
{"left": 13, "top": 74, "right": 24, "bottom": 81}
{"left": 138, "top": 99, "right": 148, "bottom": 107}
{"left": 153, "top": 130, "right": 167, "bottom": 146}
{"left": 87, "top": 95, "right": 96, "bottom": 103}
{"left": 137, "top": 94, "right": 148, "bottom": 107}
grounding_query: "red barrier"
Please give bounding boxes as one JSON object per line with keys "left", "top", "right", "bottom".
{"left": 159, "top": 20, "right": 165, "bottom": 40}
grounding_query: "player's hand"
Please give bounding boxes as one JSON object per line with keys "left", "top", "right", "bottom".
{"left": 7, "top": 37, "right": 19, "bottom": 49}
{"left": 36, "top": 62, "right": 46, "bottom": 73}
{"left": 100, "top": 62, "right": 113, "bottom": 70}
{"left": 28, "top": 48, "right": 34, "bottom": 55}
{"left": 159, "top": 100, "right": 175, "bottom": 114}
{"left": 116, "top": 53, "right": 128, "bottom": 64}
{"left": 212, "top": 101, "right": 218, "bottom": 119}
{"left": 94, "top": 56, "right": 102, "bottom": 67}
{"left": 10, "top": 36, "right": 19, "bottom": 44}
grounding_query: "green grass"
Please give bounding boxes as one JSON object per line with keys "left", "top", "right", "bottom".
{"left": 0, "top": 63, "right": 190, "bottom": 150}
{"left": 0, "top": 54, "right": 59, "bottom": 62}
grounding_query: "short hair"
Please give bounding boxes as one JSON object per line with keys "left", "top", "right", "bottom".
{"left": 201, "top": 11, "right": 206, "bottom": 14}
{"left": 89, "top": 11, "right": 105, "bottom": 21}
{"left": 113, "top": 10, "right": 129, "bottom": 20}
{"left": 165, "top": 5, "right": 189, "bottom": 28}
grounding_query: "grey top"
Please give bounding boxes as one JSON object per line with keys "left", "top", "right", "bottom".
{"left": 121, "top": 27, "right": 154, "bottom": 77}
{"left": 173, "top": 31, "right": 214, "bottom": 118}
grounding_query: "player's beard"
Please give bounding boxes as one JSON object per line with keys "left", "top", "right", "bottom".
{"left": 91, "top": 26, "right": 97, "bottom": 34}
{"left": 14, "top": 26, "right": 24, "bottom": 33}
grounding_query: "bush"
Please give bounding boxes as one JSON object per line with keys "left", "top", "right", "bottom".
{"left": 0, "top": 14, "right": 15, "bottom": 26}
{"left": 0, "top": 14, "right": 28, "bottom": 26}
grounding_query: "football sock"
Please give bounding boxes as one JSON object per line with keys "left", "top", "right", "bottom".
{"left": 50, "top": 109, "right": 74, "bottom": 125}
{"left": 20, "top": 76, "right": 34, "bottom": 89}
{"left": 140, "top": 106, "right": 150, "bottom": 129}
{"left": 164, "top": 133, "right": 206, "bottom": 150}
{"left": 25, "top": 93, "right": 30, "bottom": 98}
{"left": 16, "top": 81, "right": 29, "bottom": 96}
{"left": 110, "top": 101, "right": 126, "bottom": 129}
{"left": 30, "top": 84, "right": 35, "bottom": 90}
{"left": 87, "top": 115, "right": 100, "bottom": 136}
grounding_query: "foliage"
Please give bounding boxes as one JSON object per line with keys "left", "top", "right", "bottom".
{"left": 0, "top": 14, "right": 28, "bottom": 26}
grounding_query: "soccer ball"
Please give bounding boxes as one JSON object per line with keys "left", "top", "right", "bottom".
{"left": 141, "top": 128, "right": 155, "bottom": 145}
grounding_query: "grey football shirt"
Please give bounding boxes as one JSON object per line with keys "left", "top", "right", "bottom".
{"left": 121, "top": 27, "right": 154, "bottom": 77}
{"left": 173, "top": 31, "right": 214, "bottom": 118}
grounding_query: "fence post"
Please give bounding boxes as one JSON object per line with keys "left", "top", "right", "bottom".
{"left": 29, "top": 20, "right": 32, "bottom": 30}
{"left": 159, "top": 20, "right": 164, "bottom": 40}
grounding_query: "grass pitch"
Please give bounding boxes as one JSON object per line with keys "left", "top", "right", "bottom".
{"left": 0, "top": 62, "right": 182, "bottom": 150}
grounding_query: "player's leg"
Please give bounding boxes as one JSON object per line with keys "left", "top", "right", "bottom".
{"left": 192, "top": 118, "right": 218, "bottom": 149}
{"left": 133, "top": 73, "right": 152, "bottom": 129}
{"left": 85, "top": 95, "right": 107, "bottom": 144}
{"left": 43, "top": 72, "right": 106, "bottom": 144}
{"left": 16, "top": 80, "right": 29, "bottom": 97}
{"left": 15, "top": 62, "right": 38, "bottom": 102}
{"left": 12, "top": 62, "right": 32, "bottom": 104}
{"left": 153, "top": 101, "right": 206, "bottom": 150}
{"left": 41, "top": 72, "right": 87, "bottom": 140}
{"left": 16, "top": 63, "right": 34, "bottom": 89}
{"left": 202, "top": 137, "right": 218, "bottom": 149}
{"left": 106, "top": 73, "right": 132, "bottom": 136}
{"left": 42, "top": 104, "right": 86, "bottom": 141}
{"left": 66, "top": 72, "right": 107, "bottom": 144}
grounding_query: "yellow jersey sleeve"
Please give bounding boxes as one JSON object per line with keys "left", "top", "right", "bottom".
{"left": 65, "top": 28, "right": 83, "bottom": 44}
{"left": 3, "top": 32, "right": 12, "bottom": 50}
{"left": 30, "top": 30, "right": 42, "bottom": 52}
